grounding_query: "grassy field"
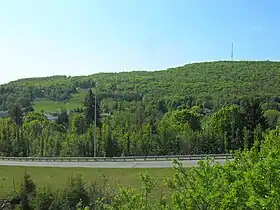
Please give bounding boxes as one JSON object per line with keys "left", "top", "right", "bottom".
{"left": 0, "top": 166, "right": 174, "bottom": 199}
{"left": 33, "top": 89, "right": 88, "bottom": 113}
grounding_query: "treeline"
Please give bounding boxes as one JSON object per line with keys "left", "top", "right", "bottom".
{"left": 0, "top": 87, "right": 279, "bottom": 157}
{"left": 3, "top": 127, "right": 280, "bottom": 209}
{"left": 2, "top": 61, "right": 280, "bottom": 112}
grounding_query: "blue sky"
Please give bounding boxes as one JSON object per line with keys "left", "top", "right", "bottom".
{"left": 0, "top": 0, "right": 279, "bottom": 84}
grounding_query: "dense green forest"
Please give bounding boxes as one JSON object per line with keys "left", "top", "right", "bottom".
{"left": 2, "top": 60, "right": 280, "bottom": 112}
{"left": 0, "top": 61, "right": 280, "bottom": 157}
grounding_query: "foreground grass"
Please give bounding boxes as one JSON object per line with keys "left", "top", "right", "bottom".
{"left": 0, "top": 166, "right": 174, "bottom": 199}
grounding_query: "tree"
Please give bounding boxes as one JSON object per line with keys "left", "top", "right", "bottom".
{"left": 102, "top": 123, "right": 117, "bottom": 157}
{"left": 205, "top": 105, "right": 245, "bottom": 151}
{"left": 71, "top": 114, "right": 87, "bottom": 135}
{"left": 19, "top": 172, "right": 36, "bottom": 209}
{"left": 56, "top": 108, "right": 69, "bottom": 128}
{"left": 170, "top": 109, "right": 201, "bottom": 131}
{"left": 24, "top": 112, "right": 47, "bottom": 123}
{"left": 9, "top": 104, "right": 23, "bottom": 126}
{"left": 243, "top": 98, "right": 268, "bottom": 148}
{"left": 264, "top": 109, "right": 280, "bottom": 129}
{"left": 157, "top": 99, "right": 168, "bottom": 114}
{"left": 84, "top": 89, "right": 101, "bottom": 127}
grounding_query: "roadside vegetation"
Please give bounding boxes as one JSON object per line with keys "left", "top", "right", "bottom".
{"left": 1, "top": 131, "right": 280, "bottom": 209}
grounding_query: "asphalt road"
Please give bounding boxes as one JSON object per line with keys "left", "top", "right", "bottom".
{"left": 0, "top": 159, "right": 231, "bottom": 168}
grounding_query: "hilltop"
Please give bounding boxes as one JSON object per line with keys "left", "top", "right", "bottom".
{"left": 1, "top": 60, "right": 280, "bottom": 113}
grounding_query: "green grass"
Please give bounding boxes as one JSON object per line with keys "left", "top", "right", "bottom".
{"left": 33, "top": 89, "right": 88, "bottom": 112}
{"left": 0, "top": 166, "right": 174, "bottom": 199}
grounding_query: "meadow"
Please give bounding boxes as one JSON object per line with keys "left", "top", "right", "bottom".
{"left": 33, "top": 89, "right": 88, "bottom": 112}
{"left": 0, "top": 166, "right": 174, "bottom": 199}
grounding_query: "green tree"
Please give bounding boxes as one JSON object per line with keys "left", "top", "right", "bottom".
{"left": 204, "top": 105, "right": 245, "bottom": 151}
{"left": 264, "top": 109, "right": 280, "bottom": 129}
{"left": 56, "top": 108, "right": 69, "bottom": 128}
{"left": 19, "top": 172, "right": 36, "bottom": 210}
{"left": 71, "top": 114, "right": 87, "bottom": 135}
{"left": 244, "top": 98, "right": 268, "bottom": 148}
{"left": 84, "top": 89, "right": 101, "bottom": 128}
{"left": 9, "top": 104, "right": 23, "bottom": 126}
{"left": 24, "top": 111, "right": 47, "bottom": 123}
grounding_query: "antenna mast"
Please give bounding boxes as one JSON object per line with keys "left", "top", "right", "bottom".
{"left": 231, "top": 42, "right": 234, "bottom": 61}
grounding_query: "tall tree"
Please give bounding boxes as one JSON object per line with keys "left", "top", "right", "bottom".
{"left": 243, "top": 98, "right": 268, "bottom": 148}
{"left": 84, "top": 89, "right": 101, "bottom": 127}
{"left": 205, "top": 105, "right": 245, "bottom": 150}
{"left": 56, "top": 108, "right": 69, "bottom": 128}
{"left": 71, "top": 114, "right": 87, "bottom": 135}
{"left": 9, "top": 104, "right": 23, "bottom": 126}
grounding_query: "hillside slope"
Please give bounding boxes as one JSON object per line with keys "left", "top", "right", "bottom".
{"left": 1, "top": 60, "right": 280, "bottom": 112}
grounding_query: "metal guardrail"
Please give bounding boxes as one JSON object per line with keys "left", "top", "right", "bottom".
{"left": 0, "top": 154, "right": 234, "bottom": 162}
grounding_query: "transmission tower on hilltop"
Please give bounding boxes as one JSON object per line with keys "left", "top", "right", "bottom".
{"left": 231, "top": 42, "right": 234, "bottom": 61}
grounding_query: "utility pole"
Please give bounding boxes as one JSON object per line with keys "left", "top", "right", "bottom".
{"left": 94, "top": 88, "right": 97, "bottom": 157}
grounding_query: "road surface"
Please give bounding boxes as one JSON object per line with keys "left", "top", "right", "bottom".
{"left": 0, "top": 159, "right": 231, "bottom": 168}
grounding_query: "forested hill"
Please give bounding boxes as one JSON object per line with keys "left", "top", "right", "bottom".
{"left": 1, "top": 60, "right": 280, "bottom": 157}
{"left": 1, "top": 60, "right": 280, "bottom": 112}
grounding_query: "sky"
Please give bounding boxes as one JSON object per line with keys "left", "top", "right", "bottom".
{"left": 0, "top": 0, "right": 279, "bottom": 84}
